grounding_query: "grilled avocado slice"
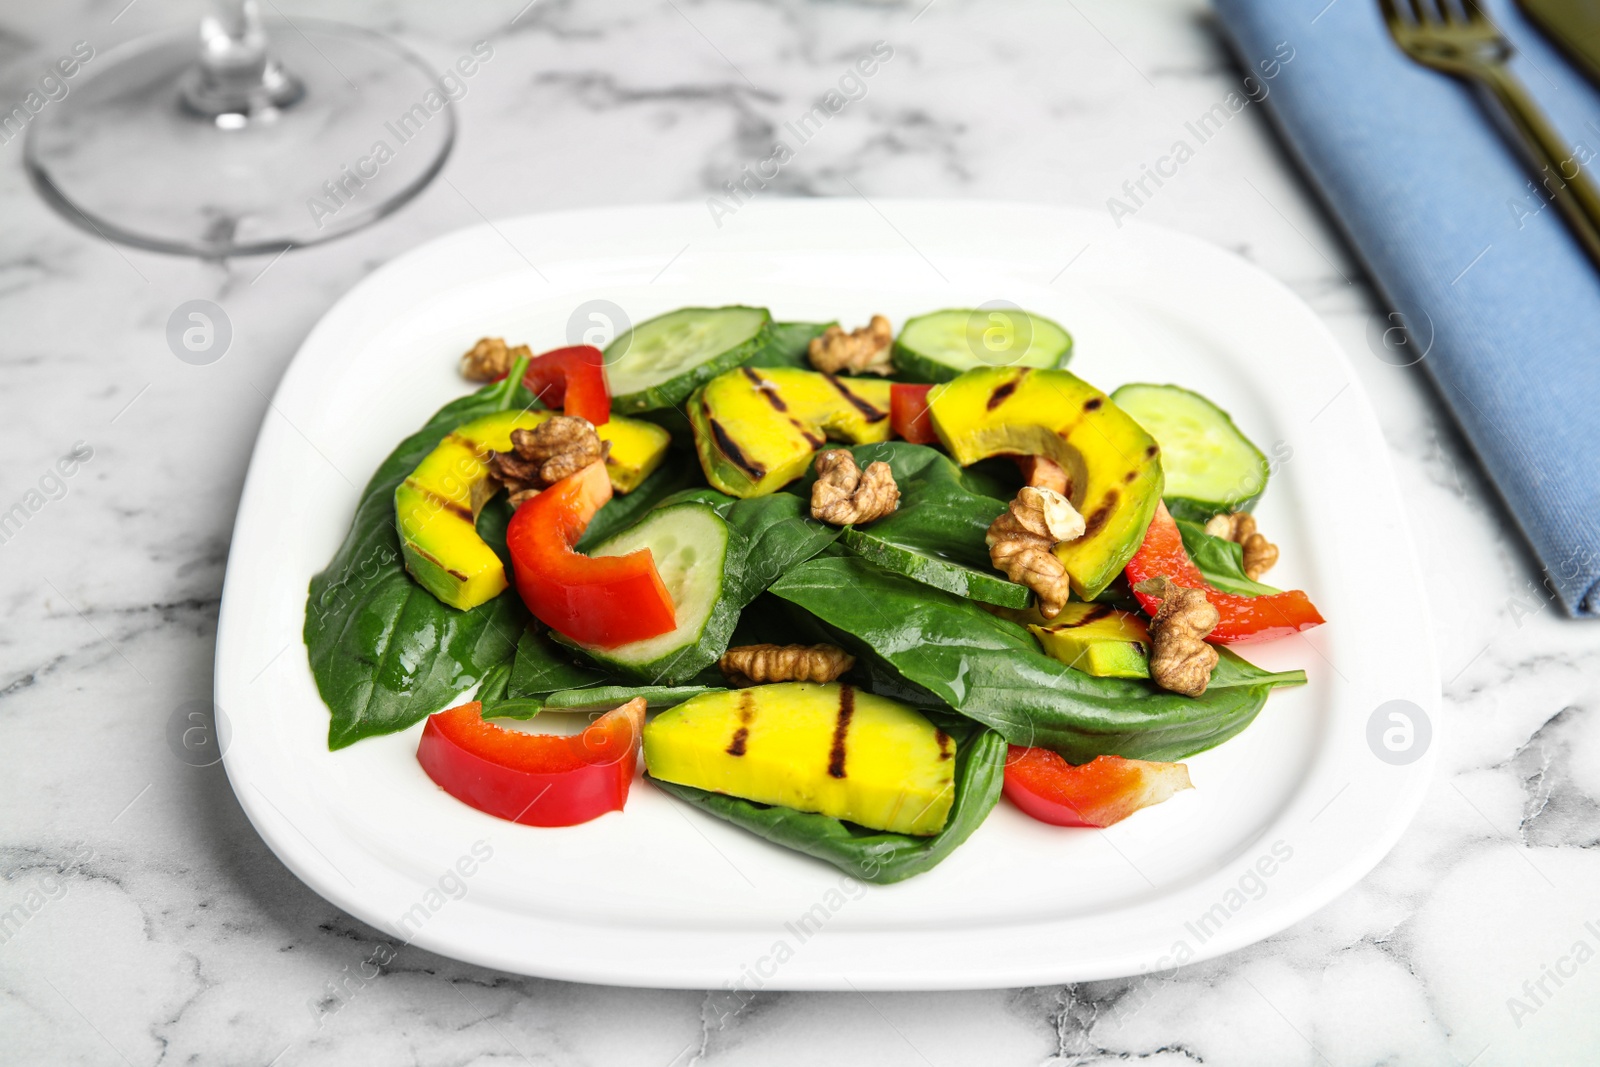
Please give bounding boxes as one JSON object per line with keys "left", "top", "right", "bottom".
{"left": 687, "top": 367, "right": 892, "bottom": 497}
{"left": 643, "top": 682, "right": 955, "bottom": 836}
{"left": 927, "top": 367, "right": 1163, "bottom": 600}
{"left": 395, "top": 410, "right": 670, "bottom": 610}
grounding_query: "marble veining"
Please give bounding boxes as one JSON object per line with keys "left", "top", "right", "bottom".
{"left": 1, "top": 0, "right": 1597, "bottom": 1064}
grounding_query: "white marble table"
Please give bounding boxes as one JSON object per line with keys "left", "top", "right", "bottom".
{"left": 2, "top": 0, "right": 1597, "bottom": 1063}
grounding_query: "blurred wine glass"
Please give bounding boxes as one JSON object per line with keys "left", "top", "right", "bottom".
{"left": 25, "top": 0, "right": 454, "bottom": 257}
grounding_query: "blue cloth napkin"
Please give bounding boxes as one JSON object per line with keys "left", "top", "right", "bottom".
{"left": 1213, "top": 0, "right": 1600, "bottom": 617}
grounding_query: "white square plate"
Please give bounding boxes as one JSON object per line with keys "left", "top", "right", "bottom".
{"left": 216, "top": 200, "right": 1438, "bottom": 989}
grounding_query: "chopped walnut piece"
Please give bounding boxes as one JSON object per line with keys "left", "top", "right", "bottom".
{"left": 807, "top": 315, "right": 895, "bottom": 376}
{"left": 1133, "top": 576, "right": 1220, "bottom": 697}
{"left": 460, "top": 336, "right": 532, "bottom": 382}
{"left": 513, "top": 417, "right": 607, "bottom": 483}
{"left": 1204, "top": 511, "right": 1279, "bottom": 581}
{"left": 1240, "top": 536, "right": 1279, "bottom": 581}
{"left": 986, "top": 486, "right": 1084, "bottom": 618}
{"left": 485, "top": 451, "right": 544, "bottom": 509}
{"left": 1030, "top": 486, "right": 1086, "bottom": 542}
{"left": 810, "top": 449, "right": 900, "bottom": 525}
{"left": 719, "top": 643, "right": 856, "bottom": 687}
{"left": 486, "top": 415, "right": 609, "bottom": 506}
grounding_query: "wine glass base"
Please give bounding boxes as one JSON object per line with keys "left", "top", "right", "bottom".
{"left": 25, "top": 18, "right": 455, "bottom": 258}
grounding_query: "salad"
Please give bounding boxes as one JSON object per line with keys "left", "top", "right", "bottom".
{"left": 304, "top": 306, "right": 1322, "bottom": 883}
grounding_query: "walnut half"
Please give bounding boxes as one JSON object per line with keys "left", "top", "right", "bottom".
{"left": 487, "top": 415, "right": 608, "bottom": 506}
{"left": 1134, "top": 576, "right": 1220, "bottom": 697}
{"left": 810, "top": 449, "right": 899, "bottom": 525}
{"left": 807, "top": 315, "right": 895, "bottom": 376}
{"left": 1204, "top": 511, "right": 1279, "bottom": 581}
{"left": 985, "top": 486, "right": 1084, "bottom": 618}
{"left": 460, "top": 336, "right": 532, "bottom": 382}
{"left": 719, "top": 644, "right": 856, "bottom": 687}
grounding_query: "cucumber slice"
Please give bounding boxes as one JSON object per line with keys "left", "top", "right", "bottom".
{"left": 605, "top": 307, "right": 772, "bottom": 412}
{"left": 841, "top": 532, "right": 1032, "bottom": 609}
{"left": 557, "top": 502, "right": 740, "bottom": 683}
{"left": 1110, "top": 383, "right": 1269, "bottom": 522}
{"left": 892, "top": 308, "right": 1072, "bottom": 383}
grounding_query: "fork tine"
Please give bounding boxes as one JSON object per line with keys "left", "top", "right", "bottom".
{"left": 1459, "top": 0, "right": 1488, "bottom": 25}
{"left": 1377, "top": 0, "right": 1408, "bottom": 29}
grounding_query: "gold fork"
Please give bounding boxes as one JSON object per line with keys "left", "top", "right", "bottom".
{"left": 1381, "top": 0, "right": 1600, "bottom": 268}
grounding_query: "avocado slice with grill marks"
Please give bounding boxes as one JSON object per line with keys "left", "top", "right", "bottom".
{"left": 395, "top": 410, "right": 671, "bottom": 610}
{"left": 927, "top": 367, "right": 1164, "bottom": 600}
{"left": 1029, "top": 603, "right": 1152, "bottom": 679}
{"left": 688, "top": 367, "right": 893, "bottom": 497}
{"left": 643, "top": 682, "right": 955, "bottom": 836}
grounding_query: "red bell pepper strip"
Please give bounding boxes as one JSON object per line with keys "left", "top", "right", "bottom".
{"left": 1003, "top": 747, "right": 1192, "bottom": 828}
{"left": 417, "top": 697, "right": 646, "bottom": 826}
{"left": 1125, "top": 502, "right": 1325, "bottom": 644}
{"left": 494, "top": 345, "right": 611, "bottom": 425}
{"left": 506, "top": 462, "right": 675, "bottom": 647}
{"left": 889, "top": 383, "right": 939, "bottom": 445}
{"left": 526, "top": 345, "right": 609, "bottom": 425}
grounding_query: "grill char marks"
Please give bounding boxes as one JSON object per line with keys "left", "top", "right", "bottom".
{"left": 1054, "top": 604, "right": 1113, "bottom": 628}
{"left": 725, "top": 690, "right": 757, "bottom": 756}
{"left": 742, "top": 367, "right": 789, "bottom": 412}
{"left": 935, "top": 730, "right": 953, "bottom": 761}
{"left": 986, "top": 377, "right": 1021, "bottom": 411}
{"left": 445, "top": 431, "right": 492, "bottom": 462}
{"left": 790, "top": 418, "right": 824, "bottom": 449}
{"left": 406, "top": 481, "right": 474, "bottom": 523}
{"left": 827, "top": 685, "right": 855, "bottom": 779}
{"left": 1081, "top": 489, "right": 1119, "bottom": 540}
{"left": 705, "top": 398, "right": 767, "bottom": 482}
{"left": 417, "top": 430, "right": 493, "bottom": 522}
{"left": 823, "top": 374, "right": 888, "bottom": 423}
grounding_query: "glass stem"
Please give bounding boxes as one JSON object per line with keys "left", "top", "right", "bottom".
{"left": 182, "top": 0, "right": 303, "bottom": 118}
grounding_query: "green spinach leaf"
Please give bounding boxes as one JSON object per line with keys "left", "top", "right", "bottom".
{"left": 481, "top": 653, "right": 717, "bottom": 719}
{"left": 743, "top": 321, "right": 835, "bottom": 369}
{"left": 800, "top": 442, "right": 1030, "bottom": 608}
{"left": 721, "top": 493, "right": 842, "bottom": 607}
{"left": 770, "top": 555, "right": 1305, "bottom": 763}
{"left": 473, "top": 662, "right": 549, "bottom": 720}
{"left": 508, "top": 628, "right": 606, "bottom": 696}
{"left": 650, "top": 722, "right": 1006, "bottom": 884}
{"left": 543, "top": 684, "right": 728, "bottom": 711}
{"left": 1176, "top": 518, "right": 1281, "bottom": 597}
{"left": 304, "top": 374, "right": 538, "bottom": 749}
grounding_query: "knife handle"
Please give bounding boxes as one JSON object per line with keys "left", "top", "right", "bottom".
{"left": 1479, "top": 64, "right": 1600, "bottom": 269}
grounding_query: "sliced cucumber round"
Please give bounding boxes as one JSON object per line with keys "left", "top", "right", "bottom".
{"left": 892, "top": 308, "right": 1072, "bottom": 383}
{"left": 604, "top": 306, "right": 771, "bottom": 412}
{"left": 841, "top": 531, "right": 1031, "bottom": 609}
{"left": 557, "top": 502, "right": 740, "bottom": 683}
{"left": 1110, "top": 383, "right": 1269, "bottom": 522}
